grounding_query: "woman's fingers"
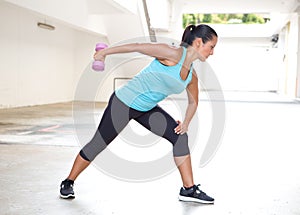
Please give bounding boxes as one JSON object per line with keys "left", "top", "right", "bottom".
{"left": 174, "top": 121, "right": 188, "bottom": 135}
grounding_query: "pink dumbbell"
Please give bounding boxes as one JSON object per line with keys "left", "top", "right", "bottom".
{"left": 92, "top": 43, "right": 108, "bottom": 71}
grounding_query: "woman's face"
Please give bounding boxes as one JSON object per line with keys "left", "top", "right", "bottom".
{"left": 198, "top": 36, "right": 218, "bottom": 59}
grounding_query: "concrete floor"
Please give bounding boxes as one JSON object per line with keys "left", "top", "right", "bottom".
{"left": 1, "top": 92, "right": 300, "bottom": 215}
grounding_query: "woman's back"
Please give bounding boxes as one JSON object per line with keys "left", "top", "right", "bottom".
{"left": 115, "top": 46, "right": 193, "bottom": 112}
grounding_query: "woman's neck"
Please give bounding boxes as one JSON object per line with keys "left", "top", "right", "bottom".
{"left": 187, "top": 46, "right": 205, "bottom": 62}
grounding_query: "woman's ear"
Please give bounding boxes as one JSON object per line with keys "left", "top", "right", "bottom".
{"left": 195, "top": 38, "right": 203, "bottom": 47}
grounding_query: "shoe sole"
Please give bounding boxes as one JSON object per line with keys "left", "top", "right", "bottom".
{"left": 178, "top": 195, "right": 214, "bottom": 204}
{"left": 60, "top": 194, "right": 75, "bottom": 199}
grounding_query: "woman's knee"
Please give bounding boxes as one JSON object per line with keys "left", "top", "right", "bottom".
{"left": 173, "top": 133, "right": 190, "bottom": 157}
{"left": 80, "top": 130, "right": 109, "bottom": 161}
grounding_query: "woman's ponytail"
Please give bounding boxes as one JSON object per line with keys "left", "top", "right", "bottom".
{"left": 180, "top": 24, "right": 196, "bottom": 48}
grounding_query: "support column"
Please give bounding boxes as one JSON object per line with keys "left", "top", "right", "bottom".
{"left": 278, "top": 13, "right": 299, "bottom": 98}
{"left": 297, "top": 13, "right": 300, "bottom": 98}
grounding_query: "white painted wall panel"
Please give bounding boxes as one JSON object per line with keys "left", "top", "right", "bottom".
{"left": 0, "top": 2, "right": 104, "bottom": 108}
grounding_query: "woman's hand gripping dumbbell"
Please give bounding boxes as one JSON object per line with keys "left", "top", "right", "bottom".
{"left": 92, "top": 43, "right": 108, "bottom": 71}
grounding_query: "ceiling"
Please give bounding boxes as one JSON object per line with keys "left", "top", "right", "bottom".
{"left": 176, "top": 0, "right": 299, "bottom": 14}
{"left": 154, "top": 0, "right": 300, "bottom": 39}
{"left": 3, "top": 0, "right": 300, "bottom": 40}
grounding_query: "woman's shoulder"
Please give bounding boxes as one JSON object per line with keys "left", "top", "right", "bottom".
{"left": 155, "top": 44, "right": 183, "bottom": 65}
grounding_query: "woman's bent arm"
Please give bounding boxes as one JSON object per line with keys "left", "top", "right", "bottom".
{"left": 174, "top": 71, "right": 199, "bottom": 135}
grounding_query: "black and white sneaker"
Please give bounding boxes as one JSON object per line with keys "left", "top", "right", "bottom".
{"left": 178, "top": 184, "right": 214, "bottom": 204}
{"left": 60, "top": 179, "right": 75, "bottom": 199}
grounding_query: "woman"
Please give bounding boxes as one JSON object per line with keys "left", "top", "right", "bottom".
{"left": 60, "top": 24, "right": 218, "bottom": 204}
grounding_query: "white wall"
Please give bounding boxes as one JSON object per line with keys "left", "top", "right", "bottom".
{"left": 0, "top": 1, "right": 105, "bottom": 108}
{"left": 208, "top": 38, "right": 281, "bottom": 92}
{"left": 178, "top": 36, "right": 281, "bottom": 93}
{"left": 103, "top": 13, "right": 147, "bottom": 44}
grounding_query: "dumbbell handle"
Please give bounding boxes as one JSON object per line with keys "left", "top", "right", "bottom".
{"left": 92, "top": 43, "right": 108, "bottom": 71}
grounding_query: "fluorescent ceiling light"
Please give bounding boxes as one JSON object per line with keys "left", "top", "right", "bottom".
{"left": 37, "top": 22, "right": 55, "bottom": 31}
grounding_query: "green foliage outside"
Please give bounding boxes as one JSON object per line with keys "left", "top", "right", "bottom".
{"left": 182, "top": 13, "right": 268, "bottom": 28}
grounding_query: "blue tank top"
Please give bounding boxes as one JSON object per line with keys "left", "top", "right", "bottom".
{"left": 115, "top": 46, "right": 193, "bottom": 111}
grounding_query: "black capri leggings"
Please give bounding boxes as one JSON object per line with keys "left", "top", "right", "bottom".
{"left": 80, "top": 93, "right": 190, "bottom": 161}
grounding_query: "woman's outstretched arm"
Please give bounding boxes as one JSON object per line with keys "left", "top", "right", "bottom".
{"left": 94, "top": 43, "right": 180, "bottom": 63}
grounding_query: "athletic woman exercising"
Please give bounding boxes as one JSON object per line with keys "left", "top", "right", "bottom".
{"left": 60, "top": 24, "right": 218, "bottom": 204}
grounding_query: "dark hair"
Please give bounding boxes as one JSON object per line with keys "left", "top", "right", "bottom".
{"left": 180, "top": 24, "right": 218, "bottom": 48}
